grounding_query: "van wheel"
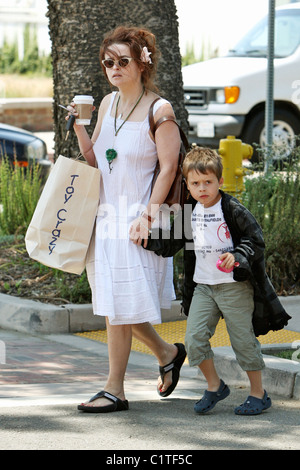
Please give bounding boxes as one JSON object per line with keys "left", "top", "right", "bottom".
{"left": 242, "top": 109, "right": 300, "bottom": 164}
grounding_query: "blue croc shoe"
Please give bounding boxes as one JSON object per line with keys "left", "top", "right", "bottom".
{"left": 194, "top": 379, "right": 230, "bottom": 414}
{"left": 234, "top": 390, "right": 272, "bottom": 415}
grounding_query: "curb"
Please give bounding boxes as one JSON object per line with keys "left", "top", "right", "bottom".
{"left": 212, "top": 345, "right": 300, "bottom": 399}
{"left": 1, "top": 294, "right": 298, "bottom": 334}
{"left": 0, "top": 293, "right": 299, "bottom": 399}
{"left": 0, "top": 294, "right": 185, "bottom": 334}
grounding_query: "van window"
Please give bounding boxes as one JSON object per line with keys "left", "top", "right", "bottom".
{"left": 228, "top": 9, "right": 300, "bottom": 58}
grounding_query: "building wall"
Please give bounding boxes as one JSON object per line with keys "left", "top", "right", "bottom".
{"left": 0, "top": 98, "right": 53, "bottom": 132}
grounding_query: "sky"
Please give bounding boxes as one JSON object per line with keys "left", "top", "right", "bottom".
{"left": 1, "top": 0, "right": 291, "bottom": 59}
{"left": 41, "top": 0, "right": 273, "bottom": 58}
{"left": 174, "top": 0, "right": 270, "bottom": 57}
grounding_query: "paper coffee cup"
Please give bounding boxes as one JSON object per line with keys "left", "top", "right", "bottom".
{"left": 73, "top": 95, "right": 94, "bottom": 125}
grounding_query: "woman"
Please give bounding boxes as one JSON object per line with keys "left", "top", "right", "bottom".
{"left": 68, "top": 26, "right": 186, "bottom": 413}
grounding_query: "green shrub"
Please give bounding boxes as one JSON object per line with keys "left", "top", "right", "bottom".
{"left": 242, "top": 159, "right": 300, "bottom": 294}
{"left": 0, "top": 25, "right": 52, "bottom": 76}
{"left": 0, "top": 157, "right": 42, "bottom": 235}
{"left": 53, "top": 270, "right": 91, "bottom": 304}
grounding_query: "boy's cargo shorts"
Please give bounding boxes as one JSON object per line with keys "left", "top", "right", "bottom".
{"left": 185, "top": 281, "right": 265, "bottom": 371}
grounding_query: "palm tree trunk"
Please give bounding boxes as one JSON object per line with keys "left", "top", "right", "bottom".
{"left": 47, "top": 0, "right": 188, "bottom": 159}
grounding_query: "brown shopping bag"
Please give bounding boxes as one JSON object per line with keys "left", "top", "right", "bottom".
{"left": 25, "top": 155, "right": 101, "bottom": 275}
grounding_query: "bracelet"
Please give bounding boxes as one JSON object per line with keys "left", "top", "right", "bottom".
{"left": 139, "top": 219, "right": 152, "bottom": 234}
{"left": 141, "top": 211, "right": 154, "bottom": 223}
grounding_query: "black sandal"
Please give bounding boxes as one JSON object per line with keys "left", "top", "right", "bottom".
{"left": 158, "top": 343, "right": 187, "bottom": 397}
{"left": 77, "top": 390, "right": 129, "bottom": 413}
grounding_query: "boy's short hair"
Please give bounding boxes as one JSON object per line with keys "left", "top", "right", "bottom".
{"left": 183, "top": 146, "right": 223, "bottom": 180}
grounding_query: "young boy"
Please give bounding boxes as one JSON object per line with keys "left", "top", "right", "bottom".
{"left": 145, "top": 146, "right": 291, "bottom": 415}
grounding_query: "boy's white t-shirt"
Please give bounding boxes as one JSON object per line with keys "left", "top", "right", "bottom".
{"left": 191, "top": 199, "right": 235, "bottom": 284}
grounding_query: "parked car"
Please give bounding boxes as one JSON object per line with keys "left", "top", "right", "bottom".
{"left": 182, "top": 2, "right": 300, "bottom": 162}
{"left": 0, "top": 123, "right": 51, "bottom": 177}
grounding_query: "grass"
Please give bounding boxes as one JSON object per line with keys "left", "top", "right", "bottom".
{"left": 268, "top": 350, "right": 298, "bottom": 361}
{"left": 274, "top": 350, "right": 294, "bottom": 360}
{"left": 0, "top": 234, "right": 92, "bottom": 305}
{"left": 0, "top": 73, "right": 53, "bottom": 98}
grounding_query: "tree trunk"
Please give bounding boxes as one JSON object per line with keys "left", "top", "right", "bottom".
{"left": 47, "top": 0, "right": 188, "bottom": 159}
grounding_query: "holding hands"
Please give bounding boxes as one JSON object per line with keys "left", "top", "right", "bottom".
{"left": 129, "top": 212, "right": 153, "bottom": 247}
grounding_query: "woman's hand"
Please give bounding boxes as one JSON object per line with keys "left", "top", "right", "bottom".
{"left": 65, "top": 102, "right": 96, "bottom": 126}
{"left": 129, "top": 216, "right": 151, "bottom": 247}
{"left": 65, "top": 102, "right": 79, "bottom": 121}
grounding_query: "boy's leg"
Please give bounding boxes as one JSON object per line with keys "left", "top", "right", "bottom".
{"left": 217, "top": 281, "right": 266, "bottom": 399}
{"left": 212, "top": 282, "right": 272, "bottom": 415}
{"left": 198, "top": 358, "right": 221, "bottom": 391}
{"left": 185, "top": 285, "right": 230, "bottom": 413}
{"left": 246, "top": 370, "right": 264, "bottom": 398}
{"left": 185, "top": 284, "right": 221, "bottom": 370}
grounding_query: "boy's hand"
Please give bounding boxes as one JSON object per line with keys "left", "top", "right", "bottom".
{"left": 219, "top": 252, "right": 235, "bottom": 270}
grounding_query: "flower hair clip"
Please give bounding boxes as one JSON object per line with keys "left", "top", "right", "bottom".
{"left": 141, "top": 46, "right": 152, "bottom": 64}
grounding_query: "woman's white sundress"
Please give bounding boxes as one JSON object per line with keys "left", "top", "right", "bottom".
{"left": 86, "top": 92, "right": 175, "bottom": 325}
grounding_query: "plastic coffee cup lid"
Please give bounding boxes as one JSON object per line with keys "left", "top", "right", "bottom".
{"left": 73, "top": 95, "right": 94, "bottom": 103}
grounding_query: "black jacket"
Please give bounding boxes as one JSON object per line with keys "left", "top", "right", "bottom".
{"left": 145, "top": 191, "right": 291, "bottom": 336}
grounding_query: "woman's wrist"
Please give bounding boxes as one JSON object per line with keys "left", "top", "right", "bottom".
{"left": 139, "top": 218, "right": 152, "bottom": 234}
{"left": 82, "top": 144, "right": 94, "bottom": 156}
{"left": 141, "top": 211, "right": 154, "bottom": 227}
{"left": 73, "top": 126, "right": 94, "bottom": 155}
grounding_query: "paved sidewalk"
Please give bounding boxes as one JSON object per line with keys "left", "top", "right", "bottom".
{"left": 0, "top": 132, "right": 295, "bottom": 450}
{"left": 0, "top": 328, "right": 299, "bottom": 451}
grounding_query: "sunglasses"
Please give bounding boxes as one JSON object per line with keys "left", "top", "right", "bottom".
{"left": 102, "top": 57, "right": 133, "bottom": 69}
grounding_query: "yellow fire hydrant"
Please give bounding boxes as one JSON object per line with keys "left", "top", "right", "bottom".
{"left": 218, "top": 135, "right": 253, "bottom": 196}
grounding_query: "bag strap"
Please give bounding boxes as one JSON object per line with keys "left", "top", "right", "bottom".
{"left": 148, "top": 97, "right": 161, "bottom": 135}
{"left": 148, "top": 98, "right": 189, "bottom": 151}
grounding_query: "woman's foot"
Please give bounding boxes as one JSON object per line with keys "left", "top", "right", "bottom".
{"left": 79, "top": 387, "right": 126, "bottom": 409}
{"left": 157, "top": 343, "right": 187, "bottom": 396}
{"left": 78, "top": 391, "right": 129, "bottom": 413}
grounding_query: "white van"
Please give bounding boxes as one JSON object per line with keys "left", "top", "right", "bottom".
{"left": 182, "top": 2, "right": 300, "bottom": 161}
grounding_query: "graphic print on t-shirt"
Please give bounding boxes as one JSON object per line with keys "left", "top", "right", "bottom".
{"left": 217, "top": 222, "right": 231, "bottom": 243}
